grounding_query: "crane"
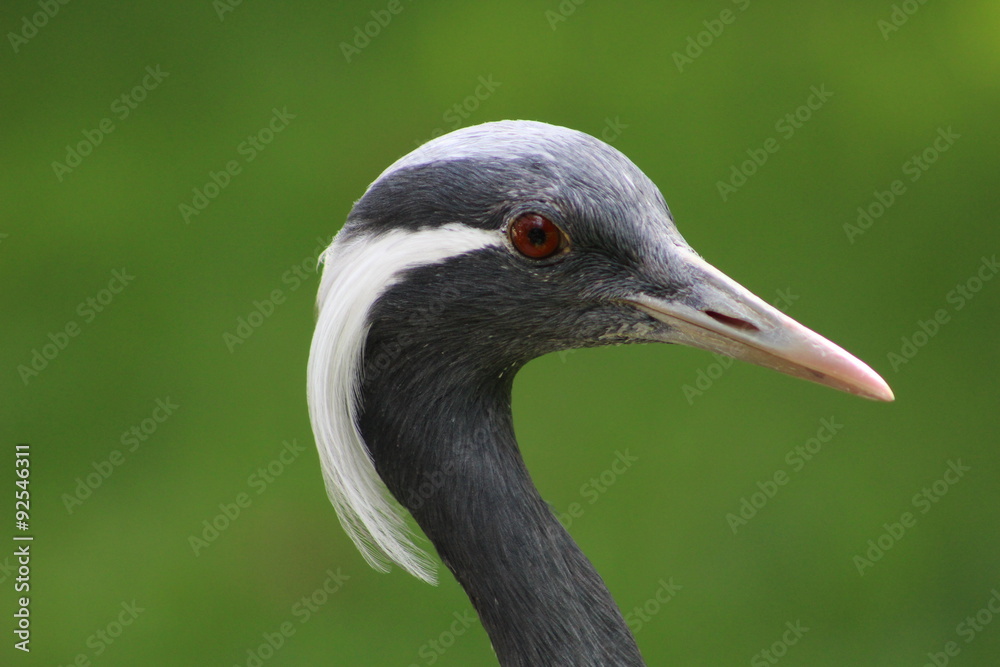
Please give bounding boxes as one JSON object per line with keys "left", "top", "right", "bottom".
{"left": 307, "top": 120, "right": 893, "bottom": 666}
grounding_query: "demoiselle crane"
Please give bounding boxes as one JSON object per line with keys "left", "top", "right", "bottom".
{"left": 307, "top": 120, "right": 893, "bottom": 666}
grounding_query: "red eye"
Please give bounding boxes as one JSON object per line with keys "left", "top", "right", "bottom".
{"left": 508, "top": 214, "right": 565, "bottom": 259}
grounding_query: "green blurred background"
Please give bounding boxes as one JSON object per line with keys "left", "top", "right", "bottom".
{"left": 3, "top": 1, "right": 999, "bottom": 665}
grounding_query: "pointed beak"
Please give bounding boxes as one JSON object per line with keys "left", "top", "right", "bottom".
{"left": 628, "top": 252, "right": 894, "bottom": 402}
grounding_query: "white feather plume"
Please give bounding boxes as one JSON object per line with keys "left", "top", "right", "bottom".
{"left": 307, "top": 223, "right": 499, "bottom": 584}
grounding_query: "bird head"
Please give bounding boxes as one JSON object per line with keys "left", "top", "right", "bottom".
{"left": 334, "top": 120, "right": 892, "bottom": 399}
{"left": 308, "top": 119, "right": 892, "bottom": 583}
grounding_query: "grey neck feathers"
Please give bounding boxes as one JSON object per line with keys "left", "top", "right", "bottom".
{"left": 357, "top": 325, "right": 645, "bottom": 667}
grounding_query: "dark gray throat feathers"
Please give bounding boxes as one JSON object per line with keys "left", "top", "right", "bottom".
{"left": 356, "top": 299, "right": 645, "bottom": 666}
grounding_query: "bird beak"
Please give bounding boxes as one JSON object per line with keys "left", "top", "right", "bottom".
{"left": 627, "top": 252, "right": 894, "bottom": 402}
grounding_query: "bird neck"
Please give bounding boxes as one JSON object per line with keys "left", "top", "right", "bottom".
{"left": 357, "top": 351, "right": 645, "bottom": 666}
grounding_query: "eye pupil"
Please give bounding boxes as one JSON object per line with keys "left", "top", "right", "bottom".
{"left": 526, "top": 226, "right": 548, "bottom": 247}
{"left": 509, "top": 213, "right": 565, "bottom": 259}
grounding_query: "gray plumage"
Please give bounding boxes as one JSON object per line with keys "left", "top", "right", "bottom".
{"left": 308, "top": 120, "right": 892, "bottom": 666}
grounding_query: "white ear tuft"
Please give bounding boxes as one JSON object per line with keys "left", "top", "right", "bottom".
{"left": 307, "top": 223, "right": 499, "bottom": 584}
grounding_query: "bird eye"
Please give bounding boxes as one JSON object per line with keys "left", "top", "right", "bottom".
{"left": 508, "top": 214, "right": 566, "bottom": 259}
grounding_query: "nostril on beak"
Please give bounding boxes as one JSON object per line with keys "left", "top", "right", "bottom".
{"left": 704, "top": 310, "right": 760, "bottom": 333}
